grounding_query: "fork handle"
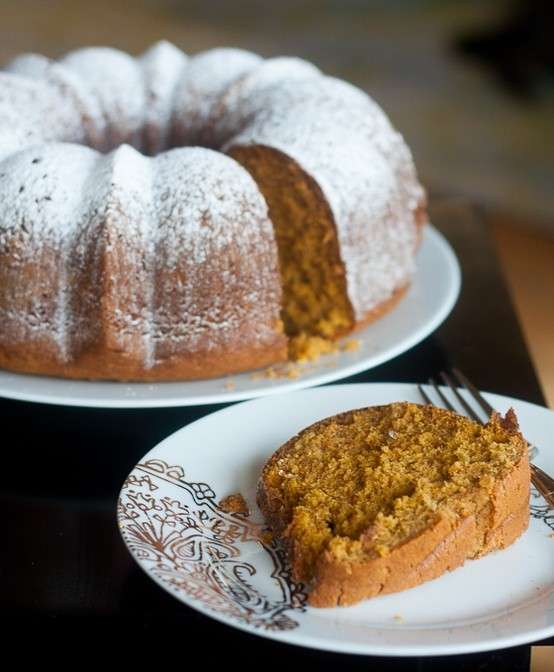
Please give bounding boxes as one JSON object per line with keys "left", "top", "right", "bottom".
{"left": 531, "top": 464, "right": 554, "bottom": 508}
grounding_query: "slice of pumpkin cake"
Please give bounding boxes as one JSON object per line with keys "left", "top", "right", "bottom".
{"left": 258, "top": 402, "right": 530, "bottom": 607}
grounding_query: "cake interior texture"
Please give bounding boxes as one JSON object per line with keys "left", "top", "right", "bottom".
{"left": 258, "top": 402, "right": 529, "bottom": 605}
{"left": 229, "top": 145, "right": 354, "bottom": 359}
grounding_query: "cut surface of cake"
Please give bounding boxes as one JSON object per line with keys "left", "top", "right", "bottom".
{"left": 258, "top": 402, "right": 530, "bottom": 607}
{"left": 0, "top": 42, "right": 426, "bottom": 381}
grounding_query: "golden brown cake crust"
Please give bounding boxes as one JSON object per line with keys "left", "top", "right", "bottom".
{"left": 0, "top": 279, "right": 405, "bottom": 382}
{"left": 306, "top": 461, "right": 529, "bottom": 607}
{"left": 350, "top": 284, "right": 410, "bottom": 335}
{"left": 257, "top": 403, "right": 530, "bottom": 607}
{"left": 0, "top": 145, "right": 287, "bottom": 382}
{"left": 0, "top": 332, "right": 287, "bottom": 381}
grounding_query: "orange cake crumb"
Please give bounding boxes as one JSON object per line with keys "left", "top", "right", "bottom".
{"left": 289, "top": 333, "right": 339, "bottom": 363}
{"left": 219, "top": 493, "right": 250, "bottom": 516}
{"left": 341, "top": 339, "right": 360, "bottom": 352}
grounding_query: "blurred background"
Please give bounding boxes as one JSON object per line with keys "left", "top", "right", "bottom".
{"left": 0, "top": 0, "right": 553, "bottom": 403}
{"left": 0, "top": 0, "right": 552, "bottom": 233}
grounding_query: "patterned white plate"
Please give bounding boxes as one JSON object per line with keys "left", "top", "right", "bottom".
{"left": 0, "top": 226, "right": 459, "bottom": 407}
{"left": 118, "top": 383, "right": 554, "bottom": 657}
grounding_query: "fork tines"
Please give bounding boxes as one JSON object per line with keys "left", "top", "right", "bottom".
{"left": 420, "top": 370, "right": 491, "bottom": 425}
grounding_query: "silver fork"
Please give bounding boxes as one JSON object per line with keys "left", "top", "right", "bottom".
{"left": 418, "top": 367, "right": 554, "bottom": 509}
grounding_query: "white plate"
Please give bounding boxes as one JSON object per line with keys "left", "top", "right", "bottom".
{"left": 118, "top": 383, "right": 554, "bottom": 657}
{"left": 0, "top": 226, "right": 459, "bottom": 408}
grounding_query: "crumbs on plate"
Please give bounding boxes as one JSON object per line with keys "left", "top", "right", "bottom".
{"left": 248, "top": 337, "right": 359, "bottom": 381}
{"left": 341, "top": 339, "right": 360, "bottom": 352}
{"left": 250, "top": 363, "right": 302, "bottom": 380}
{"left": 218, "top": 492, "right": 250, "bottom": 516}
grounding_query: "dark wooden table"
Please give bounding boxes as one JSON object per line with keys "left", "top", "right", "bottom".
{"left": 1, "top": 202, "right": 551, "bottom": 669}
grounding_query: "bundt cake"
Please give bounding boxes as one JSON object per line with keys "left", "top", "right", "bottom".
{"left": 0, "top": 41, "right": 426, "bottom": 381}
{"left": 258, "top": 402, "right": 530, "bottom": 607}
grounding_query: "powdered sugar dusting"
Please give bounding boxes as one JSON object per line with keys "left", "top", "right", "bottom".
{"left": 4, "top": 53, "right": 50, "bottom": 79}
{"left": 68, "top": 144, "right": 156, "bottom": 364}
{"left": 215, "top": 56, "right": 321, "bottom": 145}
{"left": 140, "top": 41, "right": 188, "bottom": 155}
{"left": 172, "top": 47, "right": 261, "bottom": 147}
{"left": 0, "top": 143, "right": 99, "bottom": 359}
{"left": 5, "top": 53, "right": 106, "bottom": 148}
{"left": 0, "top": 72, "right": 86, "bottom": 158}
{"left": 151, "top": 147, "right": 281, "bottom": 357}
{"left": 61, "top": 47, "right": 146, "bottom": 149}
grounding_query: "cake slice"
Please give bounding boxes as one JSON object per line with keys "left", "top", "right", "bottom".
{"left": 258, "top": 402, "right": 530, "bottom": 607}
